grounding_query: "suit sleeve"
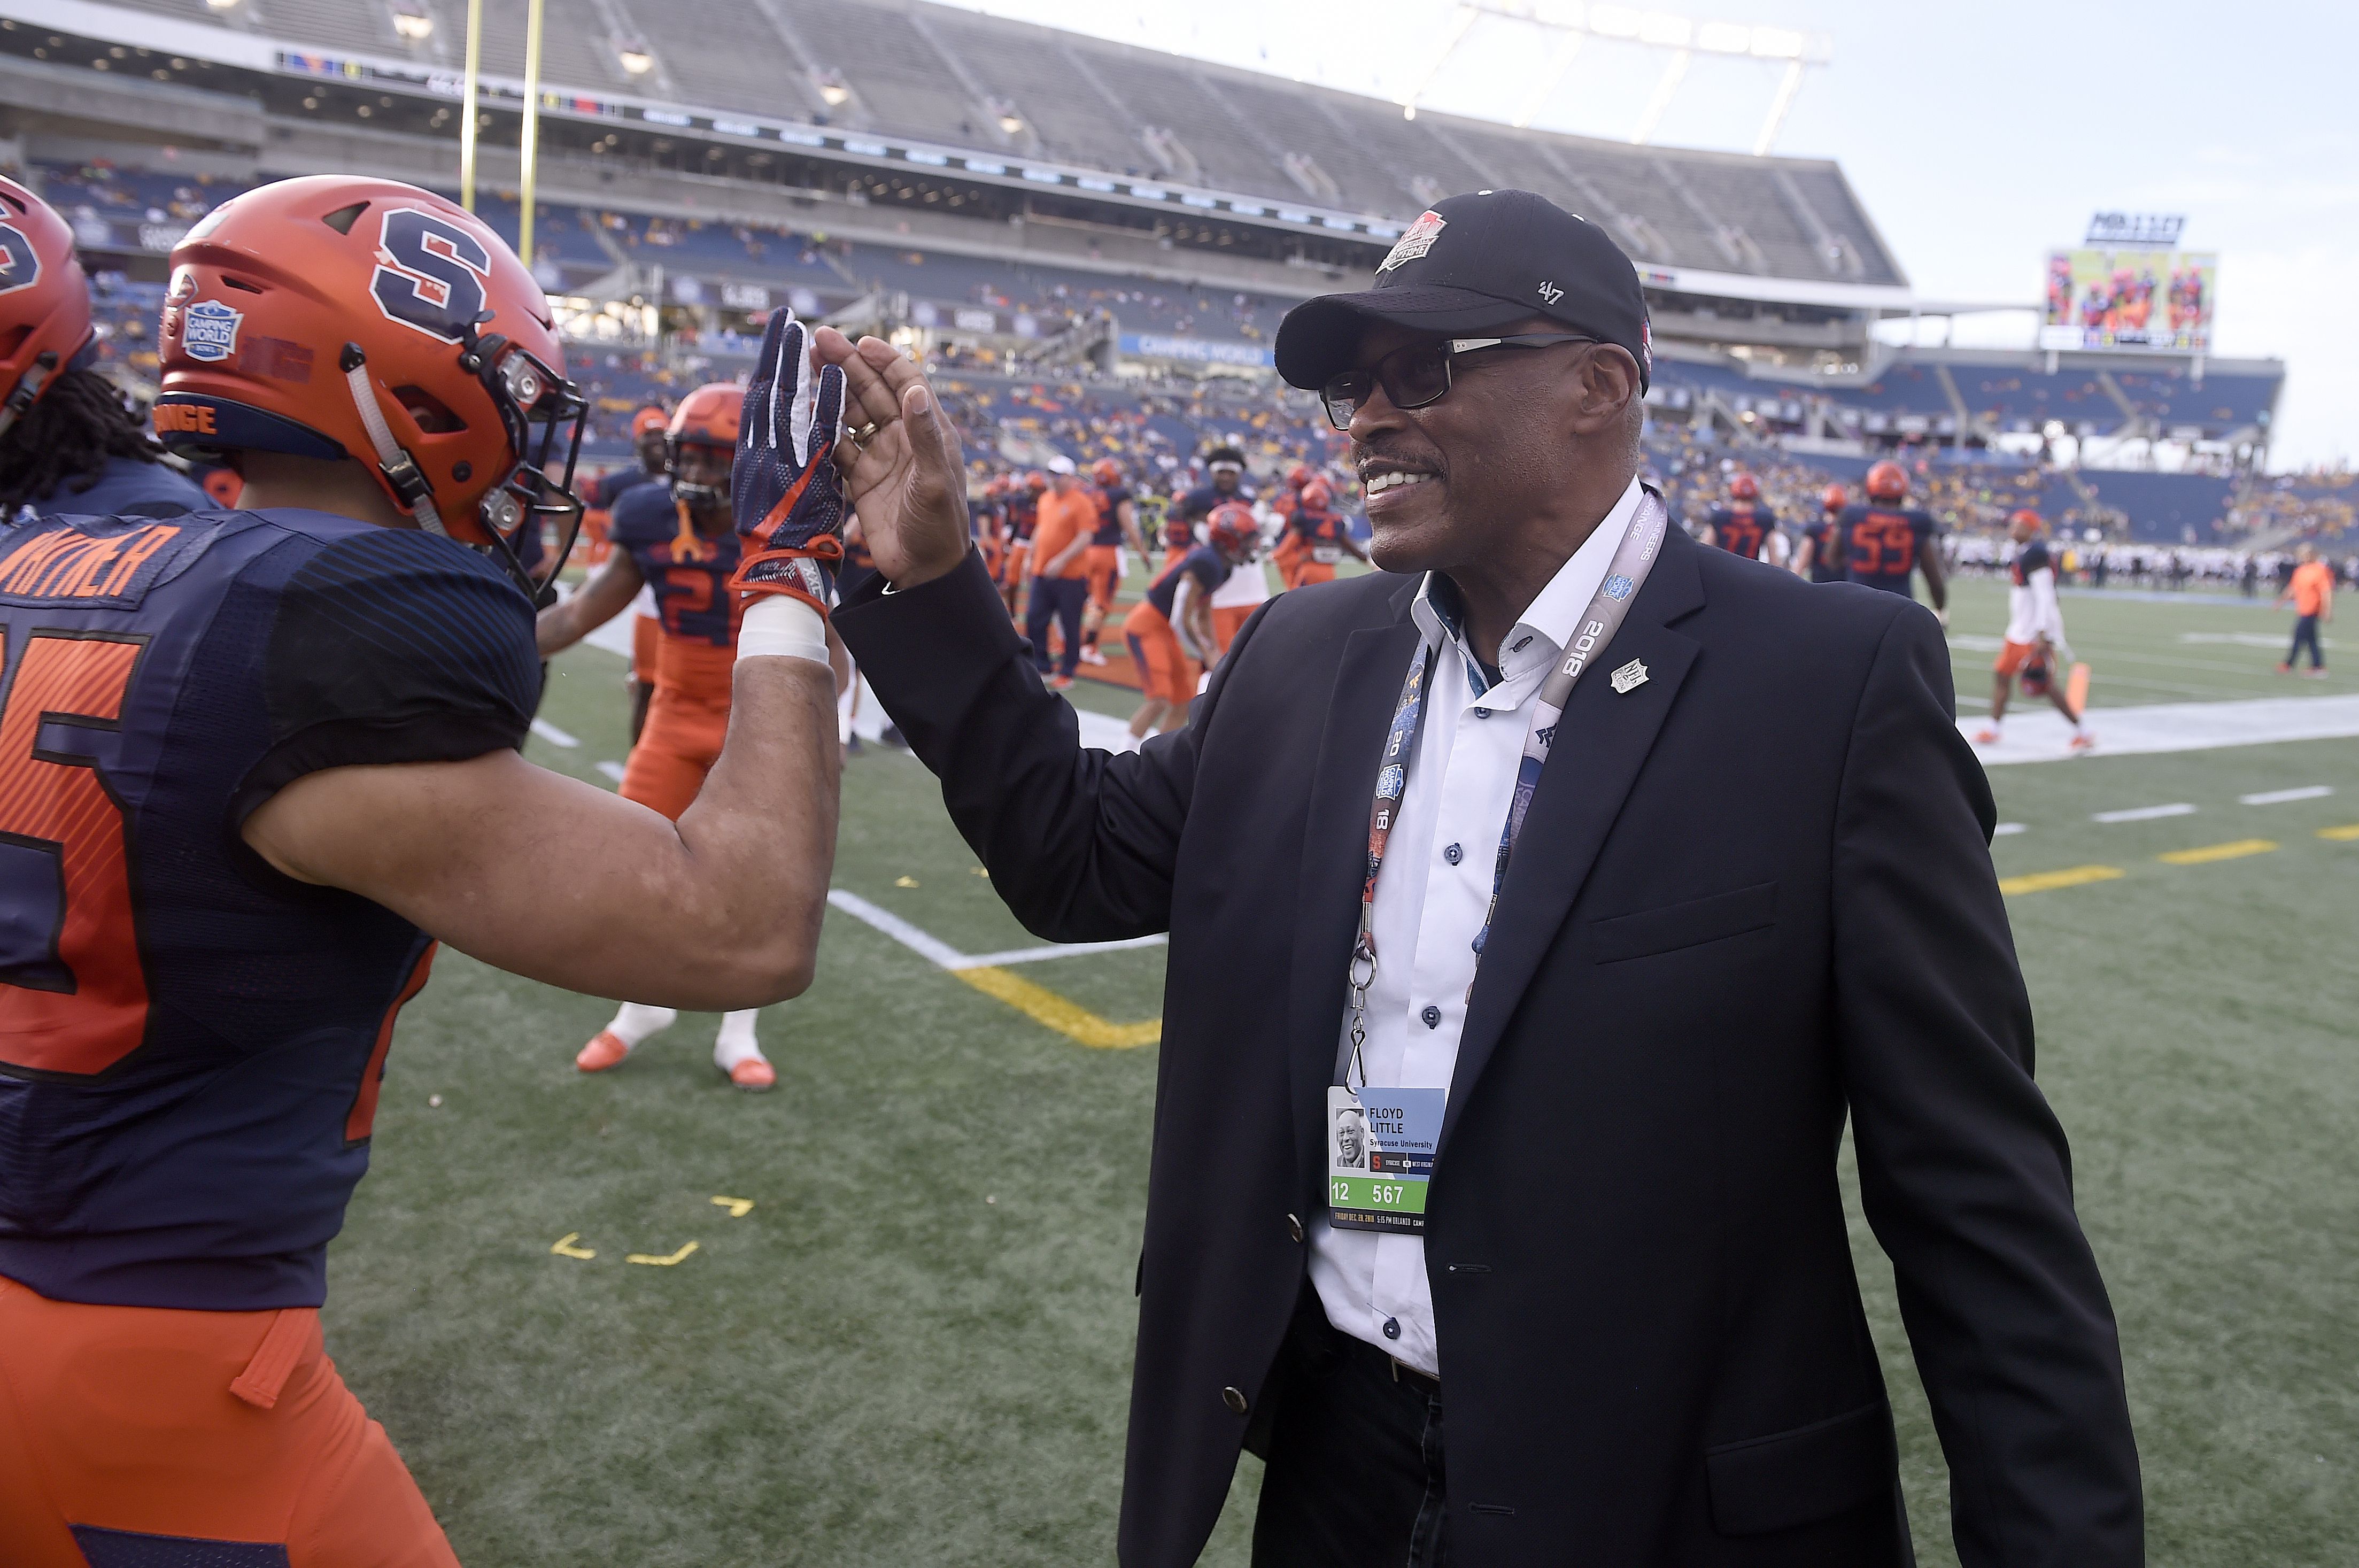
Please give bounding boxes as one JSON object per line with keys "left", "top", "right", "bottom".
{"left": 835, "top": 549, "right": 1258, "bottom": 943}
{"left": 1830, "top": 607, "right": 2142, "bottom": 1566}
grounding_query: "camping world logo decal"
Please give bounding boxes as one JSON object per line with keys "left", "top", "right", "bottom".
{"left": 1378, "top": 210, "right": 1447, "bottom": 273}
{"left": 182, "top": 300, "right": 242, "bottom": 363}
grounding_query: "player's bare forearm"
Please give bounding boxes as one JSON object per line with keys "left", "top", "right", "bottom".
{"left": 1919, "top": 539, "right": 1948, "bottom": 610}
{"left": 537, "top": 553, "right": 641, "bottom": 655}
{"left": 239, "top": 660, "right": 840, "bottom": 1009}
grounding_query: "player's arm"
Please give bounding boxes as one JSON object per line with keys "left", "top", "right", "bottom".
{"left": 1340, "top": 523, "right": 1371, "bottom": 563}
{"left": 1117, "top": 497, "right": 1150, "bottom": 557}
{"left": 536, "top": 547, "right": 644, "bottom": 655}
{"left": 1916, "top": 526, "right": 1948, "bottom": 614}
{"left": 243, "top": 662, "right": 838, "bottom": 1009}
{"left": 1184, "top": 580, "right": 1219, "bottom": 661}
{"left": 1791, "top": 534, "right": 1815, "bottom": 577}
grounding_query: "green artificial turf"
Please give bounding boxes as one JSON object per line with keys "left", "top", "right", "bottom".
{"left": 324, "top": 584, "right": 2358, "bottom": 1566}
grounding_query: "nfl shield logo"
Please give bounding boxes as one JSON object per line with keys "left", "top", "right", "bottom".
{"left": 1378, "top": 210, "right": 1447, "bottom": 273}
{"left": 183, "top": 300, "right": 241, "bottom": 364}
{"left": 1610, "top": 659, "right": 1649, "bottom": 694}
{"left": 1602, "top": 574, "right": 1635, "bottom": 600}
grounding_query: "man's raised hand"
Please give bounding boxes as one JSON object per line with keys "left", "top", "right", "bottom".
{"left": 728, "top": 305, "right": 849, "bottom": 612}
{"left": 810, "top": 327, "right": 972, "bottom": 589}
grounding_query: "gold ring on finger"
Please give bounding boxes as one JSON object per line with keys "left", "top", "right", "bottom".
{"left": 848, "top": 420, "right": 880, "bottom": 447}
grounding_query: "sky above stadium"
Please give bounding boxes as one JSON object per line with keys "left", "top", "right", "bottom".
{"left": 938, "top": 0, "right": 2355, "bottom": 472}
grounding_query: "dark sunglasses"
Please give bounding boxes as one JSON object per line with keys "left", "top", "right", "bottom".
{"left": 1319, "top": 333, "right": 1597, "bottom": 430}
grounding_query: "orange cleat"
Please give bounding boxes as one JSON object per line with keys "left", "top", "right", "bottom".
{"left": 575, "top": 1031, "right": 632, "bottom": 1073}
{"left": 1047, "top": 674, "right": 1075, "bottom": 690}
{"left": 2069, "top": 732, "right": 2097, "bottom": 752}
{"left": 725, "top": 1057, "right": 776, "bottom": 1092}
{"left": 1973, "top": 728, "right": 2000, "bottom": 745}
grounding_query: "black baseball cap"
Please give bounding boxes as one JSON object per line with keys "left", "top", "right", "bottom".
{"left": 1274, "top": 189, "right": 1652, "bottom": 393}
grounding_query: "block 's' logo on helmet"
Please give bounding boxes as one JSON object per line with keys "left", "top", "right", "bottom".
{"left": 1378, "top": 210, "right": 1447, "bottom": 274}
{"left": 182, "top": 300, "right": 242, "bottom": 364}
{"left": 370, "top": 206, "right": 492, "bottom": 344}
{"left": 0, "top": 222, "right": 38, "bottom": 296}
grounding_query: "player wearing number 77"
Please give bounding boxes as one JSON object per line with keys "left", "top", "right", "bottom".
{"left": 0, "top": 177, "right": 845, "bottom": 1564}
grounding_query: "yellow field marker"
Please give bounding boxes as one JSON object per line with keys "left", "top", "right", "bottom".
{"left": 894, "top": 876, "right": 921, "bottom": 889}
{"left": 2319, "top": 824, "right": 2359, "bottom": 842}
{"left": 549, "top": 1232, "right": 595, "bottom": 1260}
{"left": 954, "top": 965, "right": 1161, "bottom": 1049}
{"left": 1998, "top": 864, "right": 2125, "bottom": 896}
{"left": 709, "top": 1196, "right": 754, "bottom": 1217}
{"left": 2157, "top": 839, "right": 2277, "bottom": 866}
{"left": 625, "top": 1241, "right": 699, "bottom": 1266}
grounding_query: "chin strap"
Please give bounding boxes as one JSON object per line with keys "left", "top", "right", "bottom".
{"left": 339, "top": 343, "right": 447, "bottom": 537}
{"left": 0, "top": 351, "right": 59, "bottom": 441}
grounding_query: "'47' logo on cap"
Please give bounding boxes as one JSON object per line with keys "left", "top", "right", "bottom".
{"left": 1378, "top": 210, "right": 1447, "bottom": 273}
{"left": 1537, "top": 281, "right": 1565, "bottom": 306}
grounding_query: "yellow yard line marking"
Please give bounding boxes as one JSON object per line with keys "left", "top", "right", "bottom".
{"left": 1998, "top": 864, "right": 2126, "bottom": 896}
{"left": 954, "top": 965, "right": 1161, "bottom": 1049}
{"left": 2157, "top": 839, "right": 2277, "bottom": 866}
{"left": 625, "top": 1240, "right": 700, "bottom": 1267}
{"left": 709, "top": 1196, "right": 754, "bottom": 1217}
{"left": 549, "top": 1232, "right": 595, "bottom": 1260}
{"left": 2319, "top": 824, "right": 2359, "bottom": 841}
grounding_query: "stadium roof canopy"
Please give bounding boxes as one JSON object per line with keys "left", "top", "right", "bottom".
{"left": 12, "top": 0, "right": 1907, "bottom": 296}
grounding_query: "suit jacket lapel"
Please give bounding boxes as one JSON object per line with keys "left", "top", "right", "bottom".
{"left": 1437, "top": 529, "right": 1708, "bottom": 1158}
{"left": 1287, "top": 590, "right": 1422, "bottom": 1193}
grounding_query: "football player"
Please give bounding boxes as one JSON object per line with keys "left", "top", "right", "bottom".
{"left": 535, "top": 383, "right": 797, "bottom": 1088}
{"left": 999, "top": 469, "right": 1043, "bottom": 614}
{"left": 1977, "top": 509, "right": 2090, "bottom": 749}
{"left": 1123, "top": 500, "right": 1257, "bottom": 739}
{"left": 1, "top": 176, "right": 209, "bottom": 522}
{"left": 1078, "top": 457, "right": 1149, "bottom": 666}
{"left": 1700, "top": 472, "right": 1775, "bottom": 561}
{"left": 1792, "top": 482, "right": 1848, "bottom": 582}
{"left": 1280, "top": 476, "right": 1367, "bottom": 589}
{"left": 0, "top": 177, "right": 844, "bottom": 1563}
{"left": 1174, "top": 441, "right": 1252, "bottom": 542}
{"left": 1840, "top": 459, "right": 1948, "bottom": 622}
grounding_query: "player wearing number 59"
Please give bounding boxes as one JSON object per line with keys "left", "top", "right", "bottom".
{"left": 0, "top": 177, "right": 845, "bottom": 1563}
{"left": 825, "top": 189, "right": 2138, "bottom": 1567}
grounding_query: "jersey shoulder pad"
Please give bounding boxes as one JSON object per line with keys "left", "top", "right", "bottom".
{"left": 607, "top": 482, "right": 678, "bottom": 547}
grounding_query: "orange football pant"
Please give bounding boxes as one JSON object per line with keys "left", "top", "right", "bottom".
{"left": 0, "top": 1276, "right": 459, "bottom": 1567}
{"left": 1286, "top": 561, "right": 1337, "bottom": 591}
{"left": 1123, "top": 604, "right": 1200, "bottom": 707}
{"left": 1084, "top": 544, "right": 1122, "bottom": 613}
{"left": 620, "top": 637, "right": 733, "bottom": 821}
{"left": 1210, "top": 604, "right": 1255, "bottom": 657}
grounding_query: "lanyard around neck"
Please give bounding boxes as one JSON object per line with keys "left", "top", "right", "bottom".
{"left": 1343, "top": 488, "right": 1672, "bottom": 1088}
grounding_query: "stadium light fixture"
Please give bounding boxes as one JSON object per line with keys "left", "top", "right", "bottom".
{"left": 814, "top": 70, "right": 852, "bottom": 108}
{"left": 614, "top": 33, "right": 653, "bottom": 75}
{"left": 389, "top": 0, "right": 433, "bottom": 43}
{"left": 203, "top": 0, "right": 239, "bottom": 12}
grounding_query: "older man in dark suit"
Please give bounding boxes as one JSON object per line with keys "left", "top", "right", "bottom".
{"left": 818, "top": 189, "right": 2141, "bottom": 1568}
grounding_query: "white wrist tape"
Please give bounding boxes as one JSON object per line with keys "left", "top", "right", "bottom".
{"left": 735, "top": 592, "right": 831, "bottom": 667}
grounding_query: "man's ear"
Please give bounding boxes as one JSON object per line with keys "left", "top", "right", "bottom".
{"left": 1568, "top": 345, "right": 1642, "bottom": 436}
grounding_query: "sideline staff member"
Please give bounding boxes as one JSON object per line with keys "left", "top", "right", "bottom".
{"left": 824, "top": 191, "right": 2140, "bottom": 1568}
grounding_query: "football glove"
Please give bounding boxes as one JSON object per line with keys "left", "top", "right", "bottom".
{"left": 728, "top": 305, "right": 848, "bottom": 612}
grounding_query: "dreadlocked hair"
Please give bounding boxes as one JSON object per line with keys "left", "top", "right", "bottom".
{"left": 0, "top": 368, "right": 173, "bottom": 515}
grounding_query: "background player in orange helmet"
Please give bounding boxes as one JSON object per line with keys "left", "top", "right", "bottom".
{"left": 1793, "top": 482, "right": 1849, "bottom": 582}
{"left": 0, "top": 176, "right": 208, "bottom": 522}
{"left": 1123, "top": 500, "right": 1257, "bottom": 739}
{"left": 999, "top": 468, "right": 1044, "bottom": 614}
{"left": 536, "top": 383, "right": 792, "bottom": 1090}
{"left": 1078, "top": 456, "right": 1150, "bottom": 666}
{"left": 1279, "top": 475, "right": 1367, "bottom": 590}
{"left": 1699, "top": 471, "right": 1777, "bottom": 561}
{"left": 0, "top": 177, "right": 842, "bottom": 1568}
{"left": 972, "top": 473, "right": 1008, "bottom": 582}
{"left": 578, "top": 404, "right": 671, "bottom": 732}
{"left": 1978, "top": 509, "right": 2091, "bottom": 749}
{"left": 1840, "top": 459, "right": 1948, "bottom": 623}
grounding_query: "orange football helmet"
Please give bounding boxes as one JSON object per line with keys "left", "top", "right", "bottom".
{"left": 1299, "top": 477, "right": 1333, "bottom": 510}
{"left": 1206, "top": 499, "right": 1258, "bottom": 563}
{"left": 1286, "top": 461, "right": 1313, "bottom": 490}
{"left": 153, "top": 175, "right": 586, "bottom": 600}
{"left": 0, "top": 176, "right": 97, "bottom": 440}
{"left": 1025, "top": 470, "right": 1048, "bottom": 493}
{"left": 2009, "top": 508, "right": 2044, "bottom": 531}
{"left": 666, "top": 381, "right": 740, "bottom": 507}
{"left": 630, "top": 404, "right": 669, "bottom": 438}
{"left": 1729, "top": 473, "right": 1760, "bottom": 501}
{"left": 1820, "top": 483, "right": 1848, "bottom": 513}
{"left": 1864, "top": 460, "right": 1908, "bottom": 503}
{"left": 1090, "top": 457, "right": 1123, "bottom": 488}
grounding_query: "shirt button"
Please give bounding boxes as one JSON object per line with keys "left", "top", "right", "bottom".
{"left": 1286, "top": 1212, "right": 1305, "bottom": 1243}
{"left": 1382, "top": 1317, "right": 1402, "bottom": 1340}
{"left": 1443, "top": 843, "right": 1462, "bottom": 865}
{"left": 1472, "top": 707, "right": 1491, "bottom": 720}
{"left": 1421, "top": 1005, "right": 1442, "bottom": 1029}
{"left": 1221, "top": 1386, "right": 1249, "bottom": 1415}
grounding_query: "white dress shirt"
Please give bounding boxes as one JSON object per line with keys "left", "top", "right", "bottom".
{"left": 1308, "top": 475, "right": 1645, "bottom": 1378}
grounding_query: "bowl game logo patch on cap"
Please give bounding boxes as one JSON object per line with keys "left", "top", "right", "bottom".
{"left": 1379, "top": 210, "right": 1447, "bottom": 273}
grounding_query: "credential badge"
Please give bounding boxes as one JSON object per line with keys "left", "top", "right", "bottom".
{"left": 182, "top": 300, "right": 242, "bottom": 364}
{"left": 1602, "top": 573, "right": 1635, "bottom": 600}
{"left": 1377, "top": 210, "right": 1447, "bottom": 273}
{"left": 1610, "top": 658, "right": 1649, "bottom": 694}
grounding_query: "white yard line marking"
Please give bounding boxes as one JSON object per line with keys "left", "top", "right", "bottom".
{"left": 2182, "top": 632, "right": 2333, "bottom": 649}
{"left": 529, "top": 717, "right": 580, "bottom": 748}
{"left": 2240, "top": 785, "right": 2333, "bottom": 806}
{"left": 1993, "top": 823, "right": 2028, "bottom": 836}
{"left": 595, "top": 760, "right": 626, "bottom": 782}
{"left": 2093, "top": 803, "right": 2197, "bottom": 823}
{"left": 1964, "top": 694, "right": 2359, "bottom": 765}
{"left": 826, "top": 888, "right": 1167, "bottom": 970}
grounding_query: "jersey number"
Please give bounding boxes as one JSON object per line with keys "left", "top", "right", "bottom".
{"left": 0, "top": 631, "right": 150, "bottom": 1077}
{"left": 1850, "top": 516, "right": 1916, "bottom": 577}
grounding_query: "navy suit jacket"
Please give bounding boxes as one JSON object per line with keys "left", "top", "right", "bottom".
{"left": 837, "top": 522, "right": 2140, "bottom": 1568}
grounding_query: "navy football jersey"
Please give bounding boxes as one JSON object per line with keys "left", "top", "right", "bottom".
{"left": 587, "top": 466, "right": 663, "bottom": 512}
{"left": 1146, "top": 545, "right": 1231, "bottom": 618}
{"left": 1705, "top": 503, "right": 1775, "bottom": 561}
{"left": 1804, "top": 517, "right": 1846, "bottom": 583}
{"left": 609, "top": 481, "right": 744, "bottom": 647}
{"left": 1090, "top": 484, "right": 1131, "bottom": 546}
{"left": 1176, "top": 481, "right": 1252, "bottom": 526}
{"left": 1842, "top": 504, "right": 1936, "bottom": 595}
{"left": 20, "top": 456, "right": 209, "bottom": 523}
{"left": 0, "top": 507, "right": 538, "bottom": 1310}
